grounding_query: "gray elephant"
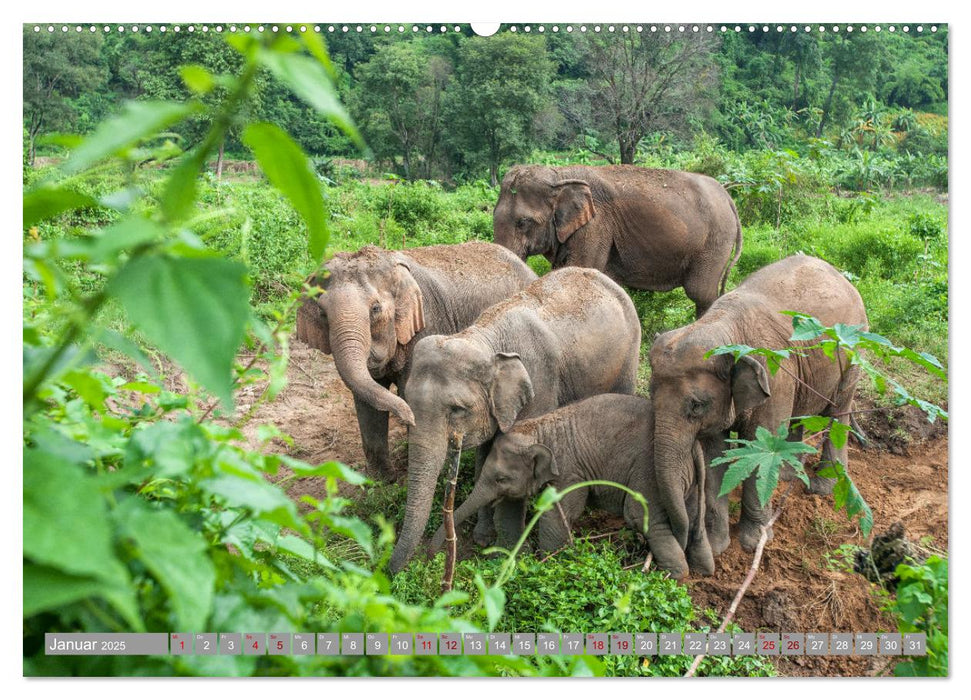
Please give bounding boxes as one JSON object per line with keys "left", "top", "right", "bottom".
{"left": 296, "top": 243, "right": 536, "bottom": 478}
{"left": 648, "top": 254, "right": 868, "bottom": 555}
{"left": 429, "top": 394, "right": 715, "bottom": 578}
{"left": 493, "top": 165, "right": 742, "bottom": 317}
{"left": 389, "top": 267, "right": 642, "bottom": 573}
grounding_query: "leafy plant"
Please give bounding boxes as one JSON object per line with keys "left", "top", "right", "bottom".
{"left": 891, "top": 556, "right": 948, "bottom": 677}
{"left": 707, "top": 313, "right": 947, "bottom": 536}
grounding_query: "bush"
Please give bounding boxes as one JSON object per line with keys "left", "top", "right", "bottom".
{"left": 816, "top": 226, "right": 923, "bottom": 279}
{"left": 393, "top": 541, "right": 774, "bottom": 677}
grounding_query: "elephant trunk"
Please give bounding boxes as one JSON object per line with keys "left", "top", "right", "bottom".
{"left": 389, "top": 432, "right": 449, "bottom": 573}
{"left": 429, "top": 476, "right": 496, "bottom": 553}
{"left": 654, "top": 416, "right": 695, "bottom": 551}
{"left": 329, "top": 300, "right": 415, "bottom": 426}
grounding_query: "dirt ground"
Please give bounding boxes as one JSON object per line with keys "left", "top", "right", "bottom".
{"left": 229, "top": 339, "right": 947, "bottom": 677}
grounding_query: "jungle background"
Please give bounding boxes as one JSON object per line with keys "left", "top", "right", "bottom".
{"left": 22, "top": 23, "right": 948, "bottom": 677}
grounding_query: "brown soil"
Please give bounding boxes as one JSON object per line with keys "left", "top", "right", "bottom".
{"left": 131, "top": 339, "right": 949, "bottom": 677}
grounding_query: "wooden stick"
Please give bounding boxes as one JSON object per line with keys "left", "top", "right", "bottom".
{"left": 683, "top": 482, "right": 795, "bottom": 678}
{"left": 641, "top": 552, "right": 653, "bottom": 573}
{"left": 440, "top": 432, "right": 462, "bottom": 594}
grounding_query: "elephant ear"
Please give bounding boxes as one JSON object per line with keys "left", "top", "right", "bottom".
{"left": 489, "top": 353, "right": 534, "bottom": 432}
{"left": 394, "top": 262, "right": 425, "bottom": 346}
{"left": 731, "top": 354, "right": 771, "bottom": 414}
{"left": 552, "top": 180, "right": 596, "bottom": 243}
{"left": 529, "top": 444, "right": 558, "bottom": 489}
{"left": 296, "top": 296, "right": 331, "bottom": 355}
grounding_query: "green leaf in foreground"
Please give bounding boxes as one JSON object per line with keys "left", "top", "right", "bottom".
{"left": 108, "top": 254, "right": 249, "bottom": 407}
{"left": 816, "top": 461, "right": 873, "bottom": 537}
{"left": 257, "top": 50, "right": 364, "bottom": 149}
{"left": 62, "top": 101, "right": 195, "bottom": 175}
{"left": 114, "top": 498, "right": 216, "bottom": 632}
{"left": 243, "top": 122, "right": 329, "bottom": 262}
{"left": 711, "top": 425, "right": 816, "bottom": 503}
{"left": 22, "top": 187, "right": 99, "bottom": 229}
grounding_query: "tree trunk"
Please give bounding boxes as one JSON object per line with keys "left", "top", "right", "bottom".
{"left": 816, "top": 72, "right": 840, "bottom": 138}
{"left": 619, "top": 134, "right": 637, "bottom": 165}
{"left": 216, "top": 139, "right": 225, "bottom": 180}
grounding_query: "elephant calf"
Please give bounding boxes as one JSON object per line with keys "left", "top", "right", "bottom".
{"left": 430, "top": 394, "right": 715, "bottom": 578}
{"left": 648, "top": 254, "right": 868, "bottom": 554}
{"left": 389, "top": 267, "right": 641, "bottom": 573}
{"left": 296, "top": 243, "right": 536, "bottom": 479}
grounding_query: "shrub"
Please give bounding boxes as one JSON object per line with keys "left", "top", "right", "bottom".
{"left": 392, "top": 541, "right": 774, "bottom": 677}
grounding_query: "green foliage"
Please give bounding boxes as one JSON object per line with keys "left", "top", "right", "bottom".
{"left": 891, "top": 556, "right": 948, "bottom": 676}
{"left": 392, "top": 541, "right": 774, "bottom": 677}
{"left": 711, "top": 425, "right": 817, "bottom": 502}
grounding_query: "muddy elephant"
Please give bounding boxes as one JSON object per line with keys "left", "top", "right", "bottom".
{"left": 388, "top": 267, "right": 642, "bottom": 573}
{"left": 429, "top": 394, "right": 715, "bottom": 578}
{"left": 296, "top": 243, "right": 536, "bottom": 478}
{"left": 493, "top": 165, "right": 743, "bottom": 317}
{"left": 648, "top": 254, "right": 868, "bottom": 555}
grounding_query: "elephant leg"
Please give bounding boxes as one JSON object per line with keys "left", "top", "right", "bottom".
{"left": 684, "top": 485, "right": 715, "bottom": 576}
{"left": 701, "top": 435, "right": 730, "bottom": 556}
{"left": 493, "top": 498, "right": 527, "bottom": 550}
{"left": 779, "top": 423, "right": 806, "bottom": 482}
{"left": 683, "top": 266, "right": 721, "bottom": 319}
{"left": 535, "top": 509, "right": 572, "bottom": 555}
{"left": 738, "top": 474, "right": 772, "bottom": 553}
{"left": 353, "top": 394, "right": 391, "bottom": 479}
{"left": 472, "top": 439, "right": 497, "bottom": 547}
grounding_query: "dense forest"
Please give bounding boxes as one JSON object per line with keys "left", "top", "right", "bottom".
{"left": 24, "top": 24, "right": 948, "bottom": 185}
{"left": 23, "top": 25, "right": 948, "bottom": 678}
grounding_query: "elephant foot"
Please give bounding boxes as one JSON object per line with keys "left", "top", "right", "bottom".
{"left": 708, "top": 528, "right": 730, "bottom": 557}
{"left": 686, "top": 542, "right": 715, "bottom": 577}
{"left": 472, "top": 518, "right": 496, "bottom": 547}
{"left": 737, "top": 520, "right": 773, "bottom": 553}
{"left": 808, "top": 474, "right": 836, "bottom": 496}
{"left": 649, "top": 546, "right": 689, "bottom": 580}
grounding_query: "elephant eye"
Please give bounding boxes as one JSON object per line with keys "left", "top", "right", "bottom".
{"left": 370, "top": 302, "right": 382, "bottom": 317}
{"left": 516, "top": 217, "right": 532, "bottom": 230}
{"left": 688, "top": 397, "right": 711, "bottom": 417}
{"left": 451, "top": 404, "right": 469, "bottom": 416}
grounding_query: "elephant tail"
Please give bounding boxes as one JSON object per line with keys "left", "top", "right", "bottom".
{"left": 719, "top": 196, "right": 743, "bottom": 296}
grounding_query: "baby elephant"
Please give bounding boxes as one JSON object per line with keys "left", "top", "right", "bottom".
{"left": 430, "top": 394, "right": 715, "bottom": 578}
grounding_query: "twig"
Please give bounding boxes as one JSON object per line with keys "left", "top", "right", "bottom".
{"left": 641, "top": 551, "right": 653, "bottom": 573}
{"left": 684, "top": 482, "right": 795, "bottom": 678}
{"left": 538, "top": 545, "right": 570, "bottom": 564}
{"left": 440, "top": 432, "right": 462, "bottom": 594}
{"left": 555, "top": 502, "right": 575, "bottom": 547}
{"left": 580, "top": 530, "right": 622, "bottom": 542}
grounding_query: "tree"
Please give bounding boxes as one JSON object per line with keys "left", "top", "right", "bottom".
{"left": 22, "top": 27, "right": 105, "bottom": 163}
{"left": 582, "top": 30, "right": 719, "bottom": 164}
{"left": 815, "top": 32, "right": 887, "bottom": 138}
{"left": 446, "top": 34, "right": 553, "bottom": 185}
{"left": 352, "top": 41, "right": 452, "bottom": 179}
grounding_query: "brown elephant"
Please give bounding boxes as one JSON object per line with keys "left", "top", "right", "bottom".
{"left": 296, "top": 243, "right": 536, "bottom": 478}
{"left": 389, "top": 268, "right": 642, "bottom": 573}
{"left": 493, "top": 164, "right": 742, "bottom": 317}
{"left": 648, "top": 255, "right": 868, "bottom": 555}
{"left": 429, "top": 394, "right": 715, "bottom": 578}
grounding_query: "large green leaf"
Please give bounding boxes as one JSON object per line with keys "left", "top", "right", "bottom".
{"left": 108, "top": 254, "right": 249, "bottom": 407}
{"left": 23, "top": 187, "right": 99, "bottom": 228}
{"left": 62, "top": 101, "right": 194, "bottom": 175}
{"left": 23, "top": 565, "right": 109, "bottom": 617}
{"left": 23, "top": 448, "right": 128, "bottom": 586}
{"left": 114, "top": 498, "right": 215, "bottom": 632}
{"left": 242, "top": 122, "right": 329, "bottom": 262}
{"left": 256, "top": 51, "right": 364, "bottom": 149}
{"left": 201, "top": 474, "right": 302, "bottom": 532}
{"left": 53, "top": 217, "right": 165, "bottom": 264}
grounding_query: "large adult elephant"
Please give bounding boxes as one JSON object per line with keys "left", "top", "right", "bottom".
{"left": 493, "top": 165, "right": 743, "bottom": 317}
{"left": 648, "top": 255, "right": 868, "bottom": 555}
{"left": 389, "top": 268, "right": 642, "bottom": 573}
{"left": 296, "top": 243, "right": 536, "bottom": 478}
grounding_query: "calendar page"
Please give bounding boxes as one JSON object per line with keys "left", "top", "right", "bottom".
{"left": 21, "top": 10, "right": 949, "bottom": 682}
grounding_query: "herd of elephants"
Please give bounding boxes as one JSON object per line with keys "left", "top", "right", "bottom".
{"left": 296, "top": 164, "right": 869, "bottom": 578}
